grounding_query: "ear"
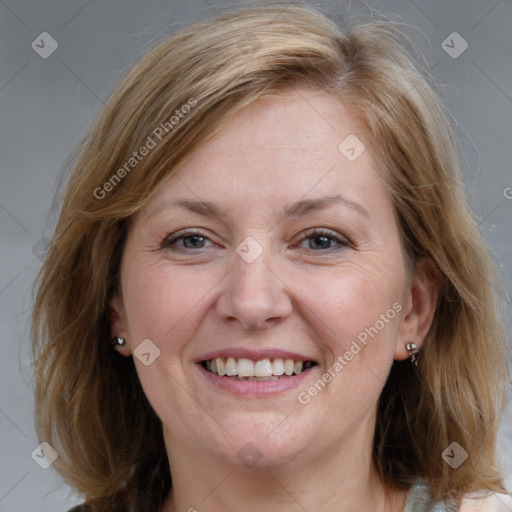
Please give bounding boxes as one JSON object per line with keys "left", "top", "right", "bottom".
{"left": 395, "top": 257, "right": 439, "bottom": 361}
{"left": 109, "top": 293, "right": 132, "bottom": 356}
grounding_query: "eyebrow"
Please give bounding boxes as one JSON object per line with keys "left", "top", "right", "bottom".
{"left": 146, "top": 193, "right": 370, "bottom": 221}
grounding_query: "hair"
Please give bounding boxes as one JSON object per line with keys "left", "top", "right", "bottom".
{"left": 31, "top": 2, "right": 510, "bottom": 511}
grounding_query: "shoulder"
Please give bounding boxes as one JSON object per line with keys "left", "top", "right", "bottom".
{"left": 405, "top": 481, "right": 512, "bottom": 512}
{"left": 66, "top": 506, "right": 86, "bottom": 512}
{"left": 460, "top": 492, "right": 512, "bottom": 511}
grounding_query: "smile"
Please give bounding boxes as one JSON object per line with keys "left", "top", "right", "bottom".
{"left": 197, "top": 354, "right": 319, "bottom": 396}
{"left": 201, "top": 357, "right": 317, "bottom": 380}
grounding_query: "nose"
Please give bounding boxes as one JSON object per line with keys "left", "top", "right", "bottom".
{"left": 215, "top": 244, "right": 293, "bottom": 330}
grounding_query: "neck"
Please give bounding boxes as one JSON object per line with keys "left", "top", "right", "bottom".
{"left": 160, "top": 427, "right": 407, "bottom": 512}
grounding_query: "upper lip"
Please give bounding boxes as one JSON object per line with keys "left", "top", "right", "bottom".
{"left": 195, "top": 348, "right": 318, "bottom": 364}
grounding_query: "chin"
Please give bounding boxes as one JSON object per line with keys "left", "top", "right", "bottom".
{"left": 202, "top": 412, "right": 318, "bottom": 469}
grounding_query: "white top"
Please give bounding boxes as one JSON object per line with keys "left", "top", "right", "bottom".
{"left": 66, "top": 482, "right": 512, "bottom": 512}
{"left": 405, "top": 481, "right": 512, "bottom": 512}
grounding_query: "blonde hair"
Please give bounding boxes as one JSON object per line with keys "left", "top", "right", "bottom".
{"left": 31, "top": 3, "right": 510, "bottom": 511}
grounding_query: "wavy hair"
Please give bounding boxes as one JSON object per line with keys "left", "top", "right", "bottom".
{"left": 31, "top": 3, "right": 510, "bottom": 511}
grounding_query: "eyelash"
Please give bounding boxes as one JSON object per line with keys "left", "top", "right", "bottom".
{"left": 162, "top": 228, "right": 350, "bottom": 253}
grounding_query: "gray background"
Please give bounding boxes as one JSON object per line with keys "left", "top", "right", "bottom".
{"left": 1, "top": 0, "right": 511, "bottom": 510}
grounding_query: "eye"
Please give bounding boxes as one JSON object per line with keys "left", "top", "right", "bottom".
{"left": 161, "top": 228, "right": 350, "bottom": 253}
{"left": 296, "top": 228, "right": 350, "bottom": 252}
{"left": 162, "top": 230, "right": 215, "bottom": 251}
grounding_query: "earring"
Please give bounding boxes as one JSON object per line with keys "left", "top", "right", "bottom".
{"left": 406, "top": 342, "right": 419, "bottom": 366}
{"left": 111, "top": 337, "right": 126, "bottom": 347}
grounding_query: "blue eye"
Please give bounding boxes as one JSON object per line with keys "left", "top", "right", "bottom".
{"left": 162, "top": 228, "right": 350, "bottom": 253}
{"left": 298, "top": 229, "right": 349, "bottom": 251}
{"left": 163, "top": 231, "right": 213, "bottom": 250}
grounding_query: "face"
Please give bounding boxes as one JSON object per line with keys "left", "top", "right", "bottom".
{"left": 111, "top": 86, "right": 436, "bottom": 471}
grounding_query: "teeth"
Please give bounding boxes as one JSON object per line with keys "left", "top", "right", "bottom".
{"left": 284, "top": 358, "right": 295, "bottom": 376}
{"left": 216, "top": 357, "right": 226, "bottom": 376}
{"left": 225, "top": 357, "right": 237, "bottom": 376}
{"left": 271, "top": 358, "right": 284, "bottom": 376}
{"left": 204, "top": 357, "right": 313, "bottom": 377}
{"left": 237, "top": 358, "right": 254, "bottom": 377}
{"left": 254, "top": 359, "right": 272, "bottom": 377}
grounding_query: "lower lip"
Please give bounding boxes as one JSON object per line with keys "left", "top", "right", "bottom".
{"left": 197, "top": 363, "right": 316, "bottom": 396}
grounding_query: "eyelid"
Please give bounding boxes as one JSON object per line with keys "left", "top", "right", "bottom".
{"left": 299, "top": 227, "right": 349, "bottom": 241}
{"left": 162, "top": 228, "right": 217, "bottom": 249}
{"left": 295, "top": 227, "right": 351, "bottom": 250}
{"left": 161, "top": 227, "right": 351, "bottom": 252}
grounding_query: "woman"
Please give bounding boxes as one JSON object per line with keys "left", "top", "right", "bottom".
{"left": 31, "top": 3, "right": 511, "bottom": 512}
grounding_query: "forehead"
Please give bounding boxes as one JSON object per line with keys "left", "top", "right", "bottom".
{"left": 141, "top": 87, "right": 389, "bottom": 219}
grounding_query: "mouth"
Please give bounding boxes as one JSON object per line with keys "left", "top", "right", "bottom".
{"left": 200, "top": 357, "right": 318, "bottom": 380}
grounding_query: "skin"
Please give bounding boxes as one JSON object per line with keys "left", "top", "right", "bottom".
{"left": 110, "top": 86, "right": 439, "bottom": 512}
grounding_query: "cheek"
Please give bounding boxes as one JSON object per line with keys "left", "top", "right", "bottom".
{"left": 292, "top": 257, "right": 405, "bottom": 373}
{"left": 120, "top": 257, "right": 218, "bottom": 424}
{"left": 292, "top": 267, "right": 404, "bottom": 424}
{"left": 121, "top": 255, "right": 213, "bottom": 348}
{"left": 310, "top": 265, "right": 402, "bottom": 333}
